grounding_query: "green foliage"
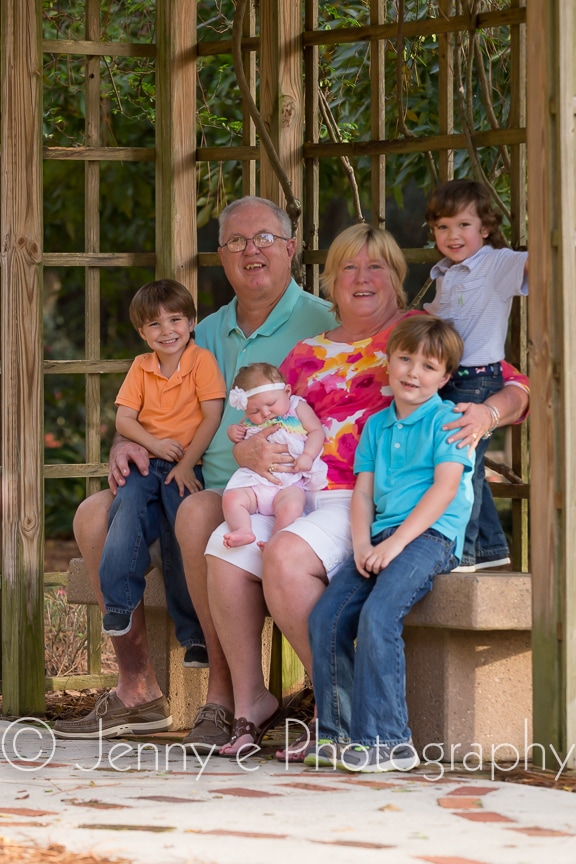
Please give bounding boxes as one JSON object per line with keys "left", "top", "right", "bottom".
{"left": 191, "top": 0, "right": 517, "bottom": 227}
{"left": 41, "top": 0, "right": 519, "bottom": 536}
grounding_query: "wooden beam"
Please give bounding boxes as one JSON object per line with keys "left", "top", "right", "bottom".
{"left": 304, "top": 127, "right": 526, "bottom": 158}
{"left": 301, "top": 8, "right": 527, "bottom": 48}
{"left": 42, "top": 39, "right": 156, "bottom": 58}
{"left": 44, "top": 147, "right": 155, "bottom": 161}
{"left": 241, "top": 0, "right": 257, "bottom": 197}
{"left": 370, "top": 0, "right": 386, "bottom": 228}
{"left": 258, "top": 0, "right": 305, "bottom": 688}
{"left": 527, "top": 0, "right": 576, "bottom": 765}
{"left": 44, "top": 674, "right": 118, "bottom": 692}
{"left": 555, "top": 0, "right": 576, "bottom": 766}
{"left": 197, "top": 126, "right": 526, "bottom": 163}
{"left": 196, "top": 7, "right": 526, "bottom": 55}
{"left": 155, "top": 0, "right": 197, "bottom": 295}
{"left": 198, "top": 36, "right": 259, "bottom": 57}
{"left": 0, "top": 0, "right": 45, "bottom": 715}
{"left": 438, "top": 0, "right": 455, "bottom": 182}
{"left": 303, "top": 0, "right": 320, "bottom": 293}
{"left": 43, "top": 252, "right": 156, "bottom": 267}
{"left": 44, "top": 464, "right": 109, "bottom": 480}
{"left": 44, "top": 359, "right": 132, "bottom": 374}
{"left": 84, "top": 0, "right": 103, "bottom": 514}
{"left": 259, "top": 0, "right": 303, "bottom": 221}
{"left": 508, "top": 0, "right": 529, "bottom": 573}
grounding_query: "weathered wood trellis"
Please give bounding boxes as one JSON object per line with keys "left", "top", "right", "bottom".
{"left": 0, "top": 0, "right": 575, "bottom": 765}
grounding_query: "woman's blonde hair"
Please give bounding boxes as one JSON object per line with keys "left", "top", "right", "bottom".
{"left": 320, "top": 224, "right": 408, "bottom": 319}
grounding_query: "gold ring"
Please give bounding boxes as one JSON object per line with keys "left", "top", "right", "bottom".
{"left": 472, "top": 433, "right": 477, "bottom": 440}
{"left": 269, "top": 463, "right": 276, "bottom": 474}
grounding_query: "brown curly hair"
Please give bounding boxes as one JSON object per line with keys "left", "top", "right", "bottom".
{"left": 425, "top": 179, "right": 507, "bottom": 249}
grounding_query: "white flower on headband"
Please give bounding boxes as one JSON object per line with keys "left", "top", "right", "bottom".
{"left": 229, "top": 387, "right": 248, "bottom": 410}
{"left": 228, "top": 381, "right": 286, "bottom": 411}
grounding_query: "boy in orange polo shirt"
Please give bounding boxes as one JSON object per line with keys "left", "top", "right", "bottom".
{"left": 99, "top": 280, "right": 225, "bottom": 669}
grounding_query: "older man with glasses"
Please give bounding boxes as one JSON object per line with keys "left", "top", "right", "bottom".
{"left": 55, "top": 196, "right": 335, "bottom": 744}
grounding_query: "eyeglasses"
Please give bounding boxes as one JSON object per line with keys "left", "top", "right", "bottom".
{"left": 219, "top": 232, "right": 291, "bottom": 253}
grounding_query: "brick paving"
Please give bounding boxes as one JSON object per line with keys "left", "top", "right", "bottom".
{"left": 1, "top": 720, "right": 576, "bottom": 864}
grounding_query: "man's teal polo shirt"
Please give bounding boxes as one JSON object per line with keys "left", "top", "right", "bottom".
{"left": 195, "top": 278, "right": 335, "bottom": 489}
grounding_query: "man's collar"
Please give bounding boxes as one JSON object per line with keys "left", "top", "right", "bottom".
{"left": 224, "top": 278, "right": 300, "bottom": 337}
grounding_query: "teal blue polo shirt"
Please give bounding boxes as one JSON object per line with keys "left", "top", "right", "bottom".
{"left": 354, "top": 393, "right": 474, "bottom": 559}
{"left": 195, "top": 278, "right": 335, "bottom": 488}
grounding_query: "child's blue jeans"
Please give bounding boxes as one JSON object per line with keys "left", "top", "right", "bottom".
{"left": 440, "top": 364, "right": 509, "bottom": 567}
{"left": 99, "top": 458, "right": 204, "bottom": 647}
{"left": 309, "top": 526, "right": 457, "bottom": 746}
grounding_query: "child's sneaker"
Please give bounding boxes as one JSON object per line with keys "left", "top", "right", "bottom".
{"left": 451, "top": 562, "right": 477, "bottom": 573}
{"left": 474, "top": 556, "right": 511, "bottom": 570}
{"left": 303, "top": 738, "right": 343, "bottom": 769}
{"left": 338, "top": 741, "right": 420, "bottom": 773}
{"left": 102, "top": 611, "right": 133, "bottom": 637}
{"left": 183, "top": 645, "right": 209, "bottom": 668}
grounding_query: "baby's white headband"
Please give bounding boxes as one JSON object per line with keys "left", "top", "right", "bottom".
{"left": 228, "top": 382, "right": 286, "bottom": 411}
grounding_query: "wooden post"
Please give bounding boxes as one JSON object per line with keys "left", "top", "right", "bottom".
{"left": 156, "top": 0, "right": 197, "bottom": 296}
{"left": 259, "top": 0, "right": 303, "bottom": 223}
{"left": 259, "top": 1, "right": 305, "bottom": 690}
{"left": 508, "top": 0, "right": 529, "bottom": 573}
{"left": 84, "top": 0, "right": 104, "bottom": 674}
{"left": 0, "top": 0, "right": 45, "bottom": 714}
{"left": 369, "top": 0, "right": 386, "bottom": 228}
{"left": 527, "top": 0, "right": 576, "bottom": 764}
{"left": 241, "top": 1, "right": 257, "bottom": 198}
{"left": 303, "top": 0, "right": 320, "bottom": 293}
{"left": 438, "top": 0, "right": 454, "bottom": 182}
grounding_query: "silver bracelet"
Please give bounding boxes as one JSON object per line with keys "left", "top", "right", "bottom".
{"left": 482, "top": 404, "right": 501, "bottom": 440}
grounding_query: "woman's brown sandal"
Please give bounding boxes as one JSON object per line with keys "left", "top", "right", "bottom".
{"left": 275, "top": 720, "right": 316, "bottom": 763}
{"left": 220, "top": 707, "right": 284, "bottom": 757}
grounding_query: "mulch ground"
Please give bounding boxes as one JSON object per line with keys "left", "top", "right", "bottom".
{"left": 495, "top": 766, "right": 576, "bottom": 792}
{"left": 43, "top": 688, "right": 106, "bottom": 720}
{"left": 0, "top": 841, "right": 130, "bottom": 864}
{"left": 0, "top": 689, "right": 106, "bottom": 724}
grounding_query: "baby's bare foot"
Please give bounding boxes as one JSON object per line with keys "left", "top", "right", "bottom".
{"left": 223, "top": 529, "right": 256, "bottom": 548}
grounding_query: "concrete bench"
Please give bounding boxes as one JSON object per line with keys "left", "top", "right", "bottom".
{"left": 66, "top": 554, "right": 279, "bottom": 731}
{"left": 68, "top": 558, "right": 532, "bottom": 758}
{"left": 404, "top": 571, "right": 532, "bottom": 761}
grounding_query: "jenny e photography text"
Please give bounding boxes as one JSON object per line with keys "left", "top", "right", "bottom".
{"left": 1, "top": 716, "right": 572, "bottom": 782}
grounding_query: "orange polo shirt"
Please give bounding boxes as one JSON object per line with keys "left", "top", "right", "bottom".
{"left": 115, "top": 340, "right": 226, "bottom": 456}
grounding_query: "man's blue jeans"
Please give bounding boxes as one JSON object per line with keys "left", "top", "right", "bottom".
{"left": 309, "top": 527, "right": 457, "bottom": 746}
{"left": 99, "top": 459, "right": 204, "bottom": 647}
{"left": 441, "top": 365, "right": 509, "bottom": 567}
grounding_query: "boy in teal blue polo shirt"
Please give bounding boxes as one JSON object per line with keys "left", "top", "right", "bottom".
{"left": 307, "top": 315, "right": 475, "bottom": 773}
